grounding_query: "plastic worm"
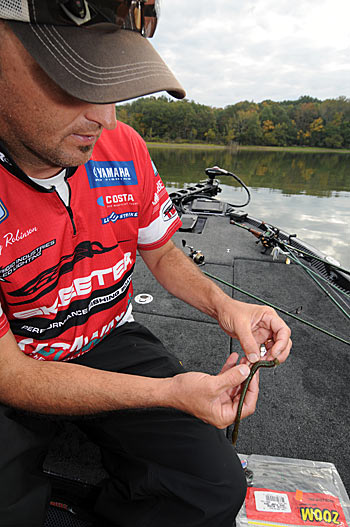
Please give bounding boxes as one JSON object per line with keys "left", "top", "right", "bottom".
{"left": 232, "top": 358, "right": 280, "bottom": 447}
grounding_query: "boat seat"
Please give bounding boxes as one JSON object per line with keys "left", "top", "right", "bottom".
{"left": 43, "top": 420, "right": 107, "bottom": 525}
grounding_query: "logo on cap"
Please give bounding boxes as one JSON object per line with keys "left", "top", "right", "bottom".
{"left": 0, "top": 152, "right": 11, "bottom": 165}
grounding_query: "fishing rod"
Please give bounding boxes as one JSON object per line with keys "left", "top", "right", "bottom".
{"left": 272, "top": 244, "right": 350, "bottom": 301}
{"left": 230, "top": 219, "right": 350, "bottom": 322}
{"left": 182, "top": 241, "right": 350, "bottom": 346}
{"left": 203, "top": 270, "right": 350, "bottom": 347}
{"left": 177, "top": 166, "right": 350, "bottom": 340}
{"left": 283, "top": 247, "right": 350, "bottom": 320}
{"left": 231, "top": 220, "right": 350, "bottom": 277}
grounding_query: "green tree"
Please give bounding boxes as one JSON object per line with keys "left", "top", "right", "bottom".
{"left": 235, "top": 110, "right": 262, "bottom": 145}
{"left": 204, "top": 128, "right": 216, "bottom": 143}
{"left": 116, "top": 95, "right": 350, "bottom": 150}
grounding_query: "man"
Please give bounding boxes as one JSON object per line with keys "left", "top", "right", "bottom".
{"left": 0, "top": 2, "right": 292, "bottom": 526}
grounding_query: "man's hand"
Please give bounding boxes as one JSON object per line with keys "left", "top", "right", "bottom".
{"left": 140, "top": 240, "right": 292, "bottom": 366}
{"left": 168, "top": 353, "right": 258, "bottom": 429}
{"left": 217, "top": 297, "right": 292, "bottom": 364}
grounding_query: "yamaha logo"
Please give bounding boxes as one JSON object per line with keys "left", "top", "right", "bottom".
{"left": 86, "top": 160, "right": 138, "bottom": 189}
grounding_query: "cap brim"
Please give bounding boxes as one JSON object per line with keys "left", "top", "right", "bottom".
{"left": 8, "top": 21, "right": 186, "bottom": 104}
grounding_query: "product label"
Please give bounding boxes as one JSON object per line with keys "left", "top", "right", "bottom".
{"left": 245, "top": 488, "right": 348, "bottom": 527}
{"left": 254, "top": 491, "right": 292, "bottom": 513}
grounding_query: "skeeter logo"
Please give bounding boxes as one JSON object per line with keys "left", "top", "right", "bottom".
{"left": 12, "top": 251, "right": 132, "bottom": 318}
{"left": 7, "top": 240, "right": 119, "bottom": 304}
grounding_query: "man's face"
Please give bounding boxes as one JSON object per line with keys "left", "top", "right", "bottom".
{"left": 0, "top": 24, "right": 117, "bottom": 178}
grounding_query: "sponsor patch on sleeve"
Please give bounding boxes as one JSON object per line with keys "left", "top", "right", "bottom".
{"left": 85, "top": 161, "right": 138, "bottom": 188}
{"left": 161, "top": 198, "right": 177, "bottom": 222}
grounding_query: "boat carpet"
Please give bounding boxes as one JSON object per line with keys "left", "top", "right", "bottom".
{"left": 43, "top": 214, "right": 349, "bottom": 513}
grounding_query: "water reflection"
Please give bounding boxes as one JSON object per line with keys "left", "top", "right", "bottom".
{"left": 149, "top": 147, "right": 350, "bottom": 266}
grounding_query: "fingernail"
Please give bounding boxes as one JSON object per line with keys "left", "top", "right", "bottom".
{"left": 239, "top": 365, "right": 250, "bottom": 377}
{"left": 248, "top": 353, "right": 259, "bottom": 363}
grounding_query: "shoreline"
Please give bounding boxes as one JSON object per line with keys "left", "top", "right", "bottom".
{"left": 146, "top": 142, "right": 350, "bottom": 154}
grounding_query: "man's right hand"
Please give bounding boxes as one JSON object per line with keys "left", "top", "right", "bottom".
{"left": 167, "top": 353, "right": 259, "bottom": 429}
{"left": 0, "top": 331, "right": 258, "bottom": 428}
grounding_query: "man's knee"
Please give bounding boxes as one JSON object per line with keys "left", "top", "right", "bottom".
{"left": 163, "top": 425, "right": 247, "bottom": 524}
{"left": 201, "top": 438, "right": 247, "bottom": 521}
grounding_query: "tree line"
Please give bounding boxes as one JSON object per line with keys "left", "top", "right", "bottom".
{"left": 116, "top": 95, "right": 350, "bottom": 149}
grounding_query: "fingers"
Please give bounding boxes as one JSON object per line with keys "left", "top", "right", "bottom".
{"left": 171, "top": 366, "right": 252, "bottom": 429}
{"left": 219, "top": 363, "right": 250, "bottom": 392}
{"left": 223, "top": 354, "right": 251, "bottom": 399}
{"left": 270, "top": 337, "right": 292, "bottom": 362}
{"left": 219, "top": 352, "right": 239, "bottom": 374}
{"left": 260, "top": 335, "right": 292, "bottom": 363}
{"left": 234, "top": 324, "right": 261, "bottom": 363}
{"left": 240, "top": 308, "right": 291, "bottom": 364}
{"left": 261, "top": 310, "right": 292, "bottom": 362}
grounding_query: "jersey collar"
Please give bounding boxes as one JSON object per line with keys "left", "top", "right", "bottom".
{"left": 0, "top": 139, "right": 78, "bottom": 191}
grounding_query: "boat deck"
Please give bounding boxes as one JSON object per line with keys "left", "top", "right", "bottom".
{"left": 43, "top": 212, "right": 350, "bottom": 524}
{"left": 134, "top": 216, "right": 349, "bottom": 485}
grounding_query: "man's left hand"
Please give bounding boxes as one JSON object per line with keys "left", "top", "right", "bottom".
{"left": 217, "top": 297, "right": 292, "bottom": 364}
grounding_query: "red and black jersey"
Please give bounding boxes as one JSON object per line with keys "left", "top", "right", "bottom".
{"left": 0, "top": 122, "right": 180, "bottom": 361}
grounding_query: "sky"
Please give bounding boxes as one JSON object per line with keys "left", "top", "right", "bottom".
{"left": 151, "top": 0, "right": 350, "bottom": 108}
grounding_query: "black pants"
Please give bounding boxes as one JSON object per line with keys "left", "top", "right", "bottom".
{"left": 0, "top": 322, "right": 246, "bottom": 527}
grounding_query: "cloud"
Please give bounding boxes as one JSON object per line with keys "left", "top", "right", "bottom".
{"left": 151, "top": 0, "right": 350, "bottom": 106}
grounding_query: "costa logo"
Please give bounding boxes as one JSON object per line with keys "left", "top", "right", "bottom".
{"left": 97, "top": 194, "right": 135, "bottom": 207}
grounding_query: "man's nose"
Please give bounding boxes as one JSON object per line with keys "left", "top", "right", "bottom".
{"left": 85, "top": 103, "right": 117, "bottom": 130}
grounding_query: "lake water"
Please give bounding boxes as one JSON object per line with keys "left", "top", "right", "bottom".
{"left": 148, "top": 146, "right": 350, "bottom": 268}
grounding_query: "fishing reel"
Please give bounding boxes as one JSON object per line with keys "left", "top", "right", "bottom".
{"left": 182, "top": 240, "right": 205, "bottom": 266}
{"left": 242, "top": 224, "right": 280, "bottom": 254}
{"left": 258, "top": 228, "right": 279, "bottom": 253}
{"left": 255, "top": 224, "right": 297, "bottom": 254}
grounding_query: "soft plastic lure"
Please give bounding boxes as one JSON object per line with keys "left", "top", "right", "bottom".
{"left": 232, "top": 358, "right": 280, "bottom": 447}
